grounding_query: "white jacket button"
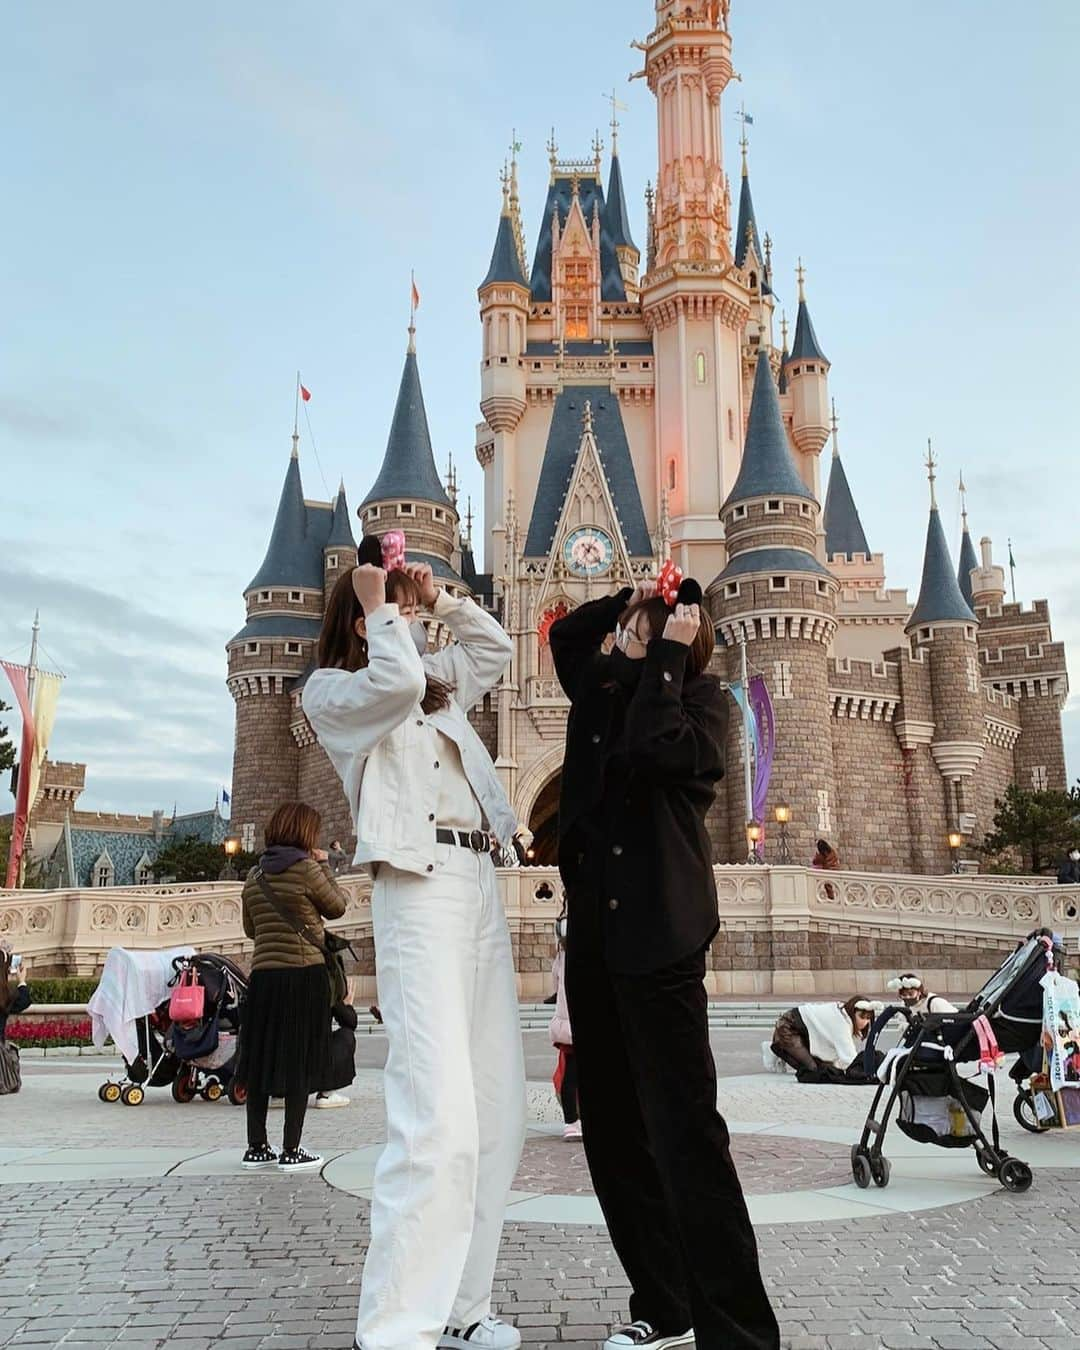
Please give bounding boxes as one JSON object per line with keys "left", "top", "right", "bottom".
{"left": 434, "top": 760, "right": 440, "bottom": 769}
{"left": 428, "top": 813, "right": 435, "bottom": 822}
{"left": 663, "top": 671, "right": 673, "bottom": 683}
{"left": 591, "top": 734, "right": 601, "bottom": 744}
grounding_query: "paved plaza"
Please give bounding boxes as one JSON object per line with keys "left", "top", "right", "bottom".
{"left": 2, "top": 1030, "right": 1080, "bottom": 1350}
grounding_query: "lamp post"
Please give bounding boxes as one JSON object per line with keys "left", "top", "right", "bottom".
{"left": 948, "top": 830, "right": 964, "bottom": 874}
{"left": 746, "top": 820, "right": 763, "bottom": 865}
{"left": 221, "top": 836, "right": 241, "bottom": 882}
{"left": 774, "top": 804, "right": 793, "bottom": 864}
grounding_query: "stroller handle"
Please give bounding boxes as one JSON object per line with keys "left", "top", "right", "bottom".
{"left": 864, "top": 1003, "right": 912, "bottom": 1078}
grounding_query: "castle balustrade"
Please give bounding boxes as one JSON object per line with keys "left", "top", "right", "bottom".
{"left": 3, "top": 868, "right": 1077, "bottom": 997}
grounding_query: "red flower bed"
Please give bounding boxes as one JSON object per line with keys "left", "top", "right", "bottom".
{"left": 7, "top": 1017, "right": 93, "bottom": 1049}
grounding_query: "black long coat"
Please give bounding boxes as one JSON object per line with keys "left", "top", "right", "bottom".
{"left": 550, "top": 588, "right": 728, "bottom": 975}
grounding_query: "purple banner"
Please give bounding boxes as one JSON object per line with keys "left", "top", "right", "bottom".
{"left": 749, "top": 675, "right": 776, "bottom": 858}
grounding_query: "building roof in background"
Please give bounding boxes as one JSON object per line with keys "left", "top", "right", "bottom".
{"left": 362, "top": 347, "right": 451, "bottom": 508}
{"left": 824, "top": 453, "right": 871, "bottom": 560}
{"left": 724, "top": 351, "right": 816, "bottom": 509}
{"left": 907, "top": 509, "right": 978, "bottom": 629}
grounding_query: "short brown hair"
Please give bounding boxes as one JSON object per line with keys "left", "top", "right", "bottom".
{"left": 317, "top": 566, "right": 451, "bottom": 714}
{"left": 617, "top": 595, "right": 715, "bottom": 678}
{"left": 264, "top": 801, "right": 321, "bottom": 853}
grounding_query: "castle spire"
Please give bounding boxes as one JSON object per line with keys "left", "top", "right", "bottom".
{"left": 326, "top": 479, "right": 356, "bottom": 550}
{"left": 734, "top": 120, "right": 763, "bottom": 270}
{"left": 604, "top": 139, "right": 638, "bottom": 254}
{"left": 906, "top": 447, "right": 976, "bottom": 630}
{"left": 508, "top": 130, "right": 528, "bottom": 276}
{"left": 481, "top": 169, "right": 529, "bottom": 289}
{"left": 823, "top": 403, "right": 871, "bottom": 561}
{"left": 361, "top": 333, "right": 451, "bottom": 508}
{"left": 790, "top": 260, "right": 828, "bottom": 363}
{"left": 957, "top": 471, "right": 979, "bottom": 609}
{"left": 724, "top": 349, "right": 816, "bottom": 509}
{"left": 247, "top": 446, "right": 319, "bottom": 591}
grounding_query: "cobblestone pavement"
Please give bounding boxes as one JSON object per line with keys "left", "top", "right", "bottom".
{"left": 4, "top": 1041, "right": 1080, "bottom": 1349}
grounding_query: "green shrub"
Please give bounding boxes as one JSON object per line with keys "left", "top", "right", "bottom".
{"left": 23, "top": 977, "right": 99, "bottom": 1005}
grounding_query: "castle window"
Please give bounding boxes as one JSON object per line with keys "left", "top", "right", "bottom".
{"left": 499, "top": 356, "right": 508, "bottom": 365}
{"left": 399, "top": 503, "right": 414, "bottom": 515}
{"left": 791, "top": 366, "right": 801, "bottom": 377}
{"left": 727, "top": 409, "right": 735, "bottom": 440}
{"left": 765, "top": 499, "right": 783, "bottom": 514}
{"left": 806, "top": 363, "right": 816, "bottom": 374}
{"left": 533, "top": 361, "right": 542, "bottom": 370}
{"left": 817, "top": 789, "right": 833, "bottom": 835}
{"left": 694, "top": 352, "right": 707, "bottom": 384}
{"left": 326, "top": 553, "right": 338, "bottom": 569}
{"left": 668, "top": 458, "right": 677, "bottom": 492}
{"left": 244, "top": 642, "right": 260, "bottom": 656}
{"left": 1032, "top": 766, "right": 1049, "bottom": 792}
{"left": 966, "top": 656, "right": 979, "bottom": 694}
{"left": 799, "top": 503, "right": 812, "bottom": 517}
{"left": 919, "top": 627, "right": 932, "bottom": 642}
{"left": 619, "top": 361, "right": 628, "bottom": 370}
{"left": 724, "top": 582, "right": 740, "bottom": 600}
{"left": 563, "top": 259, "right": 590, "bottom": 339}
{"left": 749, "top": 272, "right": 757, "bottom": 290}
{"left": 134, "top": 853, "right": 153, "bottom": 887}
{"left": 816, "top": 579, "right": 829, "bottom": 596}
{"left": 92, "top": 853, "right": 115, "bottom": 889}
{"left": 732, "top": 504, "right": 748, "bottom": 521}
{"left": 286, "top": 642, "right": 303, "bottom": 656}
{"left": 643, "top": 361, "right": 651, "bottom": 370}
{"left": 965, "top": 625, "right": 976, "bottom": 641}
{"left": 257, "top": 591, "right": 271, "bottom": 603}
{"left": 434, "top": 508, "right": 445, "bottom": 522}
{"left": 367, "top": 506, "right": 380, "bottom": 520}
{"left": 774, "top": 661, "right": 793, "bottom": 700}
{"left": 289, "top": 590, "right": 302, "bottom": 602}
{"left": 769, "top": 576, "right": 789, "bottom": 592}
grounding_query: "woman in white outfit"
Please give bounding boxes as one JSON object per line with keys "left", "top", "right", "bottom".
{"left": 302, "top": 535, "right": 526, "bottom": 1350}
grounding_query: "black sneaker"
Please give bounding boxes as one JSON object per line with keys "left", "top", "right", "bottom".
{"left": 604, "top": 1325, "right": 694, "bottom": 1348}
{"left": 241, "top": 1143, "right": 278, "bottom": 1170}
{"left": 277, "top": 1146, "right": 323, "bottom": 1172}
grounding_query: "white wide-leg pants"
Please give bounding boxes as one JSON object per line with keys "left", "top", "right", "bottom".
{"left": 355, "top": 846, "right": 527, "bottom": 1350}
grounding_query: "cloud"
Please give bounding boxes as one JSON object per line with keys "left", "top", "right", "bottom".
{"left": 0, "top": 390, "right": 177, "bottom": 455}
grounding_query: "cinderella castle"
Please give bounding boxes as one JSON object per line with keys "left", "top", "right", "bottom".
{"left": 227, "top": 0, "right": 1069, "bottom": 876}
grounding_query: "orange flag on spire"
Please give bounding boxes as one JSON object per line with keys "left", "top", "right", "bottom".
{"left": 411, "top": 277, "right": 421, "bottom": 311}
{"left": 300, "top": 384, "right": 311, "bottom": 402}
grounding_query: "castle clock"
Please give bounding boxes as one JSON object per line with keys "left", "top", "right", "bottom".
{"left": 564, "top": 526, "right": 615, "bottom": 577}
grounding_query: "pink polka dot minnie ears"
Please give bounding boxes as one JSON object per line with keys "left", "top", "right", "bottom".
{"left": 656, "top": 559, "right": 703, "bottom": 608}
{"left": 357, "top": 531, "right": 407, "bottom": 571}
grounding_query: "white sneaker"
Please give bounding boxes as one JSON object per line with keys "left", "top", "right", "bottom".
{"left": 563, "top": 1121, "right": 583, "bottom": 1141}
{"left": 438, "top": 1317, "right": 522, "bottom": 1349}
{"left": 314, "top": 1092, "right": 350, "bottom": 1109}
{"left": 604, "top": 1324, "right": 695, "bottom": 1348}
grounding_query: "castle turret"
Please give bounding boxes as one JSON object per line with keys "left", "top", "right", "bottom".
{"left": 823, "top": 413, "right": 871, "bottom": 563}
{"left": 785, "top": 264, "right": 831, "bottom": 495}
{"left": 324, "top": 480, "right": 358, "bottom": 593}
{"left": 228, "top": 438, "right": 332, "bottom": 849}
{"left": 971, "top": 536, "right": 1006, "bottom": 609}
{"left": 361, "top": 330, "right": 460, "bottom": 582}
{"left": 710, "top": 350, "right": 838, "bottom": 863}
{"left": 603, "top": 137, "right": 640, "bottom": 298}
{"left": 905, "top": 448, "right": 983, "bottom": 830}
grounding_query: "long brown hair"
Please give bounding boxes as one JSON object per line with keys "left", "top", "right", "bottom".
{"left": 0, "top": 953, "right": 13, "bottom": 1015}
{"left": 842, "top": 995, "right": 875, "bottom": 1040}
{"left": 264, "top": 802, "right": 322, "bottom": 853}
{"left": 617, "top": 595, "right": 715, "bottom": 678}
{"left": 318, "top": 567, "right": 452, "bottom": 715}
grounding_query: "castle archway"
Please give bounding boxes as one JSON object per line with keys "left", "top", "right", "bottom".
{"left": 526, "top": 771, "right": 562, "bottom": 866}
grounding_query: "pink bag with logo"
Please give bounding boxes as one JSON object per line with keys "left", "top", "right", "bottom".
{"left": 168, "top": 968, "right": 205, "bottom": 1024}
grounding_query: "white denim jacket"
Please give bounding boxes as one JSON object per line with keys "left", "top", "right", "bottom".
{"left": 301, "top": 589, "right": 516, "bottom": 877}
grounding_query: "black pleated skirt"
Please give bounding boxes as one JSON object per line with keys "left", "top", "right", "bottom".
{"left": 236, "top": 965, "right": 331, "bottom": 1097}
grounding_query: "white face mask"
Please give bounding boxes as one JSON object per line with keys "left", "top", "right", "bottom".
{"left": 409, "top": 622, "right": 429, "bottom": 657}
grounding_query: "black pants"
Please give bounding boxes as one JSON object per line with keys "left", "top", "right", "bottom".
{"left": 565, "top": 892, "right": 780, "bottom": 1350}
{"left": 558, "top": 1048, "right": 579, "bottom": 1124}
{"left": 246, "top": 1089, "right": 308, "bottom": 1154}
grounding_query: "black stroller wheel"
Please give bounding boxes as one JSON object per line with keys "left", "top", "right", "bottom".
{"left": 227, "top": 1079, "right": 248, "bottom": 1107}
{"left": 1013, "top": 1091, "right": 1051, "bottom": 1134}
{"left": 851, "top": 1147, "right": 872, "bottom": 1189}
{"left": 870, "top": 1154, "right": 891, "bottom": 1188}
{"left": 976, "top": 1147, "right": 999, "bottom": 1177}
{"left": 999, "top": 1158, "right": 1033, "bottom": 1193}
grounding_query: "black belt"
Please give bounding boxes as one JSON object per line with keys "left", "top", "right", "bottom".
{"left": 436, "top": 827, "right": 499, "bottom": 855}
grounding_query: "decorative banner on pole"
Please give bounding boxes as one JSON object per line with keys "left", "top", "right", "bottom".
{"left": 749, "top": 676, "right": 776, "bottom": 857}
{"left": 728, "top": 681, "right": 760, "bottom": 759}
{"left": 1, "top": 661, "right": 36, "bottom": 889}
{"left": 27, "top": 671, "right": 62, "bottom": 824}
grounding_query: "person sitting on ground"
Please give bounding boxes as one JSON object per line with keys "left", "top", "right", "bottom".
{"left": 811, "top": 839, "right": 841, "bottom": 899}
{"left": 886, "top": 972, "right": 957, "bottom": 1016}
{"left": 768, "top": 995, "right": 882, "bottom": 1083}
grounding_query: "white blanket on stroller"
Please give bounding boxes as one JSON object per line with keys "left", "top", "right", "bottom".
{"left": 88, "top": 947, "right": 194, "bottom": 1065}
{"left": 798, "top": 1002, "right": 861, "bottom": 1069}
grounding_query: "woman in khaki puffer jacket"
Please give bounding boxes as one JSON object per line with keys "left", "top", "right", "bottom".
{"left": 236, "top": 800, "right": 347, "bottom": 1173}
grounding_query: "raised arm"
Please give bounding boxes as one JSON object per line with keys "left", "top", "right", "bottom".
{"left": 549, "top": 588, "right": 633, "bottom": 703}
{"left": 422, "top": 588, "right": 513, "bottom": 712}
{"left": 302, "top": 859, "right": 348, "bottom": 922}
{"left": 302, "top": 602, "right": 427, "bottom": 759}
{"left": 624, "top": 640, "right": 728, "bottom": 784}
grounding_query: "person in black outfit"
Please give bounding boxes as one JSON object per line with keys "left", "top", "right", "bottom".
{"left": 0, "top": 944, "right": 32, "bottom": 1095}
{"left": 1058, "top": 847, "right": 1080, "bottom": 885}
{"left": 550, "top": 578, "right": 779, "bottom": 1350}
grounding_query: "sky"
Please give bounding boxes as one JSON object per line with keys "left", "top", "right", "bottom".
{"left": 1, "top": 0, "right": 1078, "bottom": 817}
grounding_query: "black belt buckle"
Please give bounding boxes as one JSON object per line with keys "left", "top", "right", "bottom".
{"left": 467, "top": 829, "right": 488, "bottom": 853}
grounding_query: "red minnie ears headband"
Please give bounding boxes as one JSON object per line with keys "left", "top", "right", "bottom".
{"left": 656, "top": 559, "right": 703, "bottom": 609}
{"left": 358, "top": 530, "right": 407, "bottom": 571}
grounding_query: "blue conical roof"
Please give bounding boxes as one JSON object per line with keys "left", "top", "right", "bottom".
{"left": 247, "top": 451, "right": 326, "bottom": 591}
{"left": 362, "top": 347, "right": 451, "bottom": 507}
{"left": 958, "top": 526, "right": 979, "bottom": 609}
{"left": 790, "top": 298, "right": 828, "bottom": 363}
{"left": 327, "top": 483, "right": 356, "bottom": 549}
{"left": 481, "top": 211, "right": 528, "bottom": 289}
{"left": 735, "top": 172, "right": 763, "bottom": 270}
{"left": 724, "top": 351, "right": 816, "bottom": 509}
{"left": 604, "top": 152, "right": 637, "bottom": 254}
{"left": 907, "top": 509, "right": 977, "bottom": 630}
{"left": 824, "top": 453, "right": 871, "bottom": 560}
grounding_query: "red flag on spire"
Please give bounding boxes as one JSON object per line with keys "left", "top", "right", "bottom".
{"left": 300, "top": 384, "right": 311, "bottom": 402}
{"left": 411, "top": 277, "right": 421, "bottom": 312}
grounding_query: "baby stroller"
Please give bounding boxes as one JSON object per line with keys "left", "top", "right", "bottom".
{"left": 90, "top": 947, "right": 190, "bottom": 1106}
{"left": 849, "top": 934, "right": 1059, "bottom": 1195}
{"left": 168, "top": 953, "right": 248, "bottom": 1106}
